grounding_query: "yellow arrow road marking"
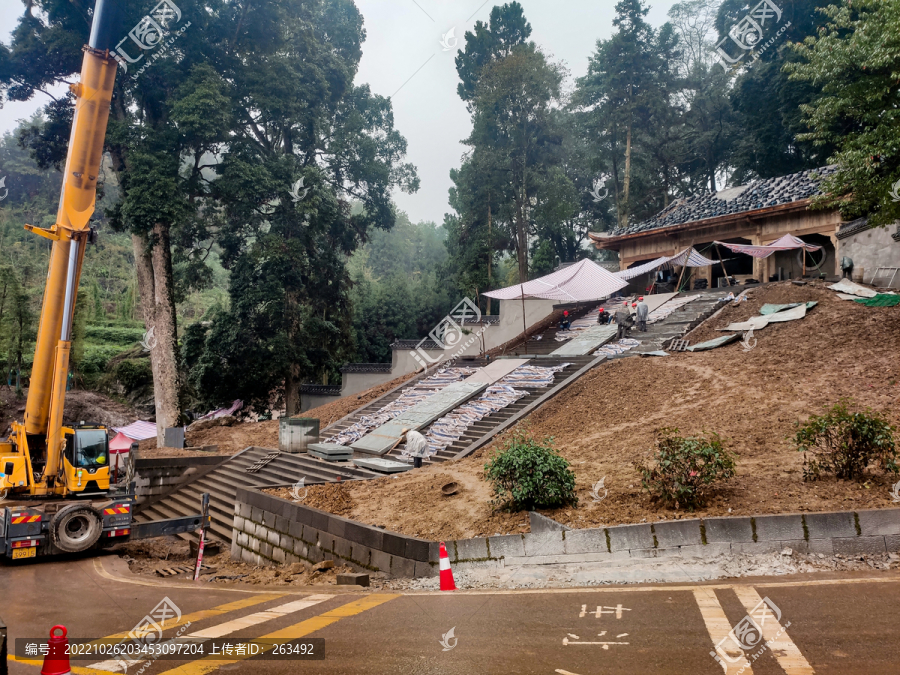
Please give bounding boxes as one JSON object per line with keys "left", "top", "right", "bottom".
{"left": 155, "top": 594, "right": 401, "bottom": 675}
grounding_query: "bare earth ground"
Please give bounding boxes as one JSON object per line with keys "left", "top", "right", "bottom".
{"left": 136, "top": 371, "right": 418, "bottom": 458}
{"left": 1, "top": 388, "right": 138, "bottom": 433}
{"left": 294, "top": 281, "right": 900, "bottom": 540}
{"left": 119, "top": 536, "right": 358, "bottom": 586}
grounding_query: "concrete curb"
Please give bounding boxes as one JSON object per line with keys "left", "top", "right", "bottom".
{"left": 443, "top": 509, "right": 900, "bottom": 572}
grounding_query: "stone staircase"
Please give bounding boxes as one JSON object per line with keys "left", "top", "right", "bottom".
{"left": 616, "top": 288, "right": 733, "bottom": 356}
{"left": 135, "top": 289, "right": 738, "bottom": 544}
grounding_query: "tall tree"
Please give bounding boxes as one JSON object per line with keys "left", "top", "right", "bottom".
{"left": 786, "top": 0, "right": 900, "bottom": 228}
{"left": 466, "top": 46, "right": 565, "bottom": 282}
{"left": 573, "top": 0, "right": 666, "bottom": 228}
{"left": 184, "top": 4, "right": 418, "bottom": 415}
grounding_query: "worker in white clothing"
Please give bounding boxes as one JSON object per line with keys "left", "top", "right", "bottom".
{"left": 635, "top": 296, "right": 649, "bottom": 332}
{"left": 400, "top": 428, "right": 429, "bottom": 468}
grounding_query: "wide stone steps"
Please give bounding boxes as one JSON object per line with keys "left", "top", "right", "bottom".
{"left": 135, "top": 446, "right": 381, "bottom": 544}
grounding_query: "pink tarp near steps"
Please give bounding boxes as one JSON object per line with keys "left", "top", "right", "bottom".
{"left": 714, "top": 234, "right": 822, "bottom": 259}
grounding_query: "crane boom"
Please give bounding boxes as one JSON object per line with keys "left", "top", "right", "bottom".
{"left": 3, "top": 0, "right": 121, "bottom": 498}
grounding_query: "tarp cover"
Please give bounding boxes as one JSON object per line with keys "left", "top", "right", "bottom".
{"left": 483, "top": 258, "right": 628, "bottom": 302}
{"left": 854, "top": 294, "right": 900, "bottom": 307}
{"left": 111, "top": 420, "right": 157, "bottom": 441}
{"left": 827, "top": 279, "right": 878, "bottom": 298}
{"left": 718, "top": 303, "right": 809, "bottom": 331}
{"left": 686, "top": 333, "right": 741, "bottom": 351}
{"left": 714, "top": 234, "right": 822, "bottom": 259}
{"left": 615, "top": 247, "right": 720, "bottom": 281}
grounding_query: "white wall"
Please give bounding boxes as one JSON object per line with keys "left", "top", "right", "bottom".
{"left": 839, "top": 224, "right": 900, "bottom": 284}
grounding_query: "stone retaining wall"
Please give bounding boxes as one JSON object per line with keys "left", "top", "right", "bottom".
{"left": 231, "top": 485, "right": 900, "bottom": 578}
{"left": 231, "top": 487, "right": 436, "bottom": 578}
{"left": 134, "top": 456, "right": 227, "bottom": 505}
{"left": 444, "top": 509, "right": 900, "bottom": 570}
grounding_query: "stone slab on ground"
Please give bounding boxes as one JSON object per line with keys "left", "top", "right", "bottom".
{"left": 351, "top": 457, "right": 413, "bottom": 474}
{"left": 337, "top": 573, "right": 370, "bottom": 587}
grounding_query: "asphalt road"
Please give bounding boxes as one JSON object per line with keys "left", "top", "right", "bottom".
{"left": 3, "top": 553, "right": 900, "bottom": 675}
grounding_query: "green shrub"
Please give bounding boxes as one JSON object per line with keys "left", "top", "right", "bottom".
{"left": 793, "top": 399, "right": 897, "bottom": 481}
{"left": 112, "top": 358, "right": 153, "bottom": 391}
{"left": 634, "top": 428, "right": 736, "bottom": 509}
{"left": 484, "top": 430, "right": 577, "bottom": 511}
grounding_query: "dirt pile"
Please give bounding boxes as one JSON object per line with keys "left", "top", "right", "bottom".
{"left": 307, "top": 281, "right": 900, "bottom": 540}
{"left": 119, "top": 537, "right": 357, "bottom": 586}
{"left": 1, "top": 388, "right": 138, "bottom": 432}
{"left": 267, "top": 482, "right": 354, "bottom": 516}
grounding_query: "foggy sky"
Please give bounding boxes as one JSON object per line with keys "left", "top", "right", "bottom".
{"left": 0, "top": 0, "right": 681, "bottom": 224}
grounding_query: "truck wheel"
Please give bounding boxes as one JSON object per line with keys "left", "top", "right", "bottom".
{"left": 51, "top": 506, "right": 103, "bottom": 553}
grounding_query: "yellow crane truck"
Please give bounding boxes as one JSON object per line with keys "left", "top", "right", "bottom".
{"left": 0, "top": 0, "right": 206, "bottom": 560}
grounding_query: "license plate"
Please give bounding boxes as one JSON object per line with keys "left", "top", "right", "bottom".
{"left": 12, "top": 547, "right": 36, "bottom": 559}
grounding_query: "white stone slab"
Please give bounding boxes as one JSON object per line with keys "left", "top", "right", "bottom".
{"left": 465, "top": 359, "right": 529, "bottom": 384}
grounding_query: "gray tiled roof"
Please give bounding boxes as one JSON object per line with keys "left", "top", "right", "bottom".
{"left": 607, "top": 165, "right": 838, "bottom": 237}
{"left": 340, "top": 363, "right": 392, "bottom": 373}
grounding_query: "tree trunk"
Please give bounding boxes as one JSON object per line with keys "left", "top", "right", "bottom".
{"left": 622, "top": 122, "right": 633, "bottom": 230}
{"left": 133, "top": 225, "right": 183, "bottom": 447}
{"left": 283, "top": 289, "right": 301, "bottom": 417}
{"left": 515, "top": 192, "right": 528, "bottom": 283}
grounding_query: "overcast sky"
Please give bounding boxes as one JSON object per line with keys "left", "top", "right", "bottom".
{"left": 0, "top": 0, "right": 681, "bottom": 224}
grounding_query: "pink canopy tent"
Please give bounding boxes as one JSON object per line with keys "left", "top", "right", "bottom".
{"left": 111, "top": 420, "right": 157, "bottom": 441}
{"left": 482, "top": 258, "right": 629, "bottom": 302}
{"left": 714, "top": 234, "right": 822, "bottom": 259}
{"left": 109, "top": 432, "right": 135, "bottom": 454}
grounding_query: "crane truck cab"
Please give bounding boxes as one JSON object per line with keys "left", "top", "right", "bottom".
{"left": 1, "top": 423, "right": 111, "bottom": 499}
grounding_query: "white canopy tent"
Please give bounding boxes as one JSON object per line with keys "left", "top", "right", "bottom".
{"left": 615, "top": 247, "right": 721, "bottom": 281}
{"left": 482, "top": 258, "right": 629, "bottom": 302}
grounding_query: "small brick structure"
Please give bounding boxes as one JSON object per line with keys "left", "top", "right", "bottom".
{"left": 231, "top": 486, "right": 900, "bottom": 578}
{"left": 134, "top": 456, "right": 227, "bottom": 506}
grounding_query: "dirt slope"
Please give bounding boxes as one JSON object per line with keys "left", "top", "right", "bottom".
{"left": 303, "top": 281, "right": 900, "bottom": 540}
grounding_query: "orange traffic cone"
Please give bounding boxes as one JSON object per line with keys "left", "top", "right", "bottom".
{"left": 41, "top": 625, "right": 71, "bottom": 675}
{"left": 439, "top": 541, "right": 456, "bottom": 591}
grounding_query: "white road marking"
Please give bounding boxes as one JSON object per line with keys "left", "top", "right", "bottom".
{"left": 88, "top": 594, "right": 334, "bottom": 672}
{"left": 693, "top": 587, "right": 753, "bottom": 674}
{"left": 733, "top": 587, "right": 815, "bottom": 674}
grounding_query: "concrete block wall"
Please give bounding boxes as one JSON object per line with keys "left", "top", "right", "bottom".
{"left": 441, "top": 509, "right": 900, "bottom": 571}
{"left": 133, "top": 456, "right": 227, "bottom": 506}
{"left": 230, "top": 487, "right": 900, "bottom": 577}
{"left": 231, "top": 488, "right": 435, "bottom": 578}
